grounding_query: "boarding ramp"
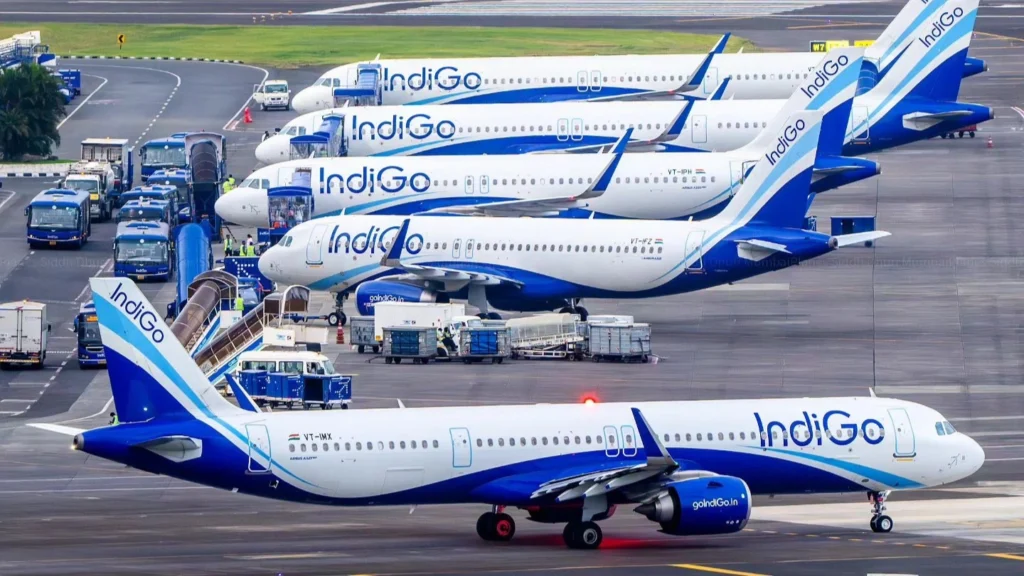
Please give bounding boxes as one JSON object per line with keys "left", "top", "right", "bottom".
{"left": 186, "top": 132, "right": 226, "bottom": 239}
{"left": 0, "top": 31, "right": 50, "bottom": 70}
{"left": 195, "top": 286, "right": 314, "bottom": 385}
{"left": 333, "top": 62, "right": 382, "bottom": 107}
{"left": 170, "top": 269, "right": 236, "bottom": 352}
{"left": 289, "top": 114, "right": 347, "bottom": 160}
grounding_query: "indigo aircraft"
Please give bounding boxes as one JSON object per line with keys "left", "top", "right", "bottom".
{"left": 223, "top": 48, "right": 873, "bottom": 226}
{"left": 31, "top": 277, "right": 985, "bottom": 549}
{"left": 290, "top": 0, "right": 986, "bottom": 112}
{"left": 256, "top": 0, "right": 990, "bottom": 164}
{"left": 258, "top": 108, "right": 887, "bottom": 322}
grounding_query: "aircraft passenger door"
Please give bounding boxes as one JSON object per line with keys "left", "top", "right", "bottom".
{"left": 245, "top": 424, "right": 272, "bottom": 474}
{"left": 887, "top": 408, "right": 917, "bottom": 458}
{"left": 570, "top": 118, "right": 584, "bottom": 142}
{"left": 577, "top": 70, "right": 588, "bottom": 92}
{"left": 590, "top": 70, "right": 602, "bottom": 93}
{"left": 557, "top": 118, "right": 570, "bottom": 142}
{"left": 702, "top": 67, "right": 719, "bottom": 95}
{"left": 692, "top": 115, "right": 708, "bottom": 143}
{"left": 620, "top": 425, "right": 638, "bottom": 457}
{"left": 850, "top": 105, "right": 870, "bottom": 143}
{"left": 684, "top": 230, "right": 705, "bottom": 271}
{"left": 452, "top": 238, "right": 462, "bottom": 259}
{"left": 602, "top": 425, "right": 620, "bottom": 457}
{"left": 729, "top": 161, "right": 745, "bottom": 192}
{"left": 305, "top": 223, "right": 329, "bottom": 265}
{"left": 480, "top": 175, "right": 490, "bottom": 194}
{"left": 465, "top": 175, "right": 474, "bottom": 194}
{"left": 449, "top": 427, "right": 472, "bottom": 468}
{"left": 466, "top": 238, "right": 475, "bottom": 259}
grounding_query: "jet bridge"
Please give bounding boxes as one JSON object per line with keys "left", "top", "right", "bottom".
{"left": 289, "top": 114, "right": 347, "bottom": 160}
{"left": 333, "top": 62, "right": 382, "bottom": 107}
{"left": 195, "top": 285, "right": 315, "bottom": 385}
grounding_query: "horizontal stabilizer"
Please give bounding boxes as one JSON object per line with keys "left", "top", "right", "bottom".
{"left": 27, "top": 423, "right": 85, "bottom": 436}
{"left": 833, "top": 230, "right": 891, "bottom": 247}
{"left": 735, "top": 239, "right": 790, "bottom": 254}
{"left": 135, "top": 435, "right": 204, "bottom": 463}
{"left": 224, "top": 373, "right": 261, "bottom": 413}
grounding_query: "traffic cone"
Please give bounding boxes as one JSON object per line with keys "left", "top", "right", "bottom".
{"left": 987, "top": 136, "right": 993, "bottom": 148}
{"left": 336, "top": 325, "right": 345, "bottom": 344}
{"left": 243, "top": 107, "right": 252, "bottom": 123}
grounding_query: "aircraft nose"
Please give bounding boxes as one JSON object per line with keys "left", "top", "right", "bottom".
{"left": 966, "top": 435, "right": 986, "bottom": 474}
{"left": 292, "top": 87, "right": 323, "bottom": 114}
{"left": 215, "top": 187, "right": 266, "bottom": 228}
{"left": 258, "top": 247, "right": 282, "bottom": 282}
{"left": 255, "top": 136, "right": 288, "bottom": 164}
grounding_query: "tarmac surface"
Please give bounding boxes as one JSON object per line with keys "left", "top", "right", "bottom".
{"left": 1, "top": 8, "right": 1024, "bottom": 576}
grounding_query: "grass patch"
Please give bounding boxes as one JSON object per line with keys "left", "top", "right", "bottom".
{"left": 0, "top": 23, "right": 755, "bottom": 68}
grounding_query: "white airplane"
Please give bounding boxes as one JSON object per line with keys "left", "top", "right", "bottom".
{"left": 257, "top": 107, "right": 889, "bottom": 324}
{"left": 222, "top": 48, "right": 874, "bottom": 228}
{"left": 31, "top": 276, "right": 985, "bottom": 549}
{"left": 257, "top": 0, "right": 991, "bottom": 165}
{"left": 290, "top": 0, "right": 986, "bottom": 113}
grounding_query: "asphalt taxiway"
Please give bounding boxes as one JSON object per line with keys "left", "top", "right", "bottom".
{"left": 2, "top": 9, "right": 1024, "bottom": 576}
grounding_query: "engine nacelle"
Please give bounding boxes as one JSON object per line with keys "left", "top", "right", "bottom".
{"left": 634, "top": 476, "right": 751, "bottom": 536}
{"left": 354, "top": 280, "right": 442, "bottom": 316}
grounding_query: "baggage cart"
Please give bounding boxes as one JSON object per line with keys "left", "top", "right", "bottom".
{"left": 589, "top": 323, "right": 652, "bottom": 363}
{"left": 507, "top": 313, "right": 585, "bottom": 360}
{"left": 301, "top": 374, "right": 352, "bottom": 410}
{"left": 458, "top": 326, "right": 510, "bottom": 364}
{"left": 349, "top": 316, "right": 379, "bottom": 354}
{"left": 382, "top": 326, "right": 437, "bottom": 364}
{"left": 239, "top": 369, "right": 269, "bottom": 405}
{"left": 265, "top": 372, "right": 303, "bottom": 409}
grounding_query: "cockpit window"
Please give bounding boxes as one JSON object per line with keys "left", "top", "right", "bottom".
{"left": 935, "top": 422, "right": 946, "bottom": 436}
{"left": 284, "top": 126, "right": 298, "bottom": 136}
{"left": 318, "top": 78, "right": 332, "bottom": 87}
{"left": 943, "top": 421, "right": 956, "bottom": 435}
{"left": 333, "top": 78, "right": 342, "bottom": 87}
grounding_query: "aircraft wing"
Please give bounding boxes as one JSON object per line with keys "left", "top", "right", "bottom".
{"left": 420, "top": 129, "right": 633, "bottom": 217}
{"left": 392, "top": 263, "right": 524, "bottom": 288}
{"left": 582, "top": 34, "right": 731, "bottom": 102}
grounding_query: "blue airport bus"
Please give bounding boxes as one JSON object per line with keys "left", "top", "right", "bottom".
{"left": 116, "top": 199, "right": 175, "bottom": 227}
{"left": 25, "top": 189, "right": 91, "bottom": 248}
{"left": 119, "top": 185, "right": 179, "bottom": 217}
{"left": 148, "top": 168, "right": 193, "bottom": 223}
{"left": 139, "top": 133, "right": 187, "bottom": 182}
{"left": 114, "top": 221, "right": 173, "bottom": 281}
{"left": 73, "top": 302, "right": 105, "bottom": 368}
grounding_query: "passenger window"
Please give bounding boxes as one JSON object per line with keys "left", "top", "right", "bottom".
{"left": 301, "top": 444, "right": 307, "bottom": 452}
{"left": 696, "top": 433, "right": 702, "bottom": 441}
{"left": 356, "top": 442, "right": 362, "bottom": 450}
{"left": 289, "top": 444, "right": 295, "bottom": 453}
{"left": 488, "top": 439, "right": 494, "bottom": 447}
{"left": 477, "top": 438, "right": 483, "bottom": 447}
{"left": 686, "top": 433, "right": 692, "bottom": 441}
{"left": 553, "top": 436, "right": 559, "bottom": 445}
{"left": 311, "top": 443, "right": 317, "bottom": 452}
{"left": 498, "top": 438, "right": 505, "bottom": 446}
{"left": 542, "top": 437, "right": 548, "bottom": 445}
{"left": 345, "top": 442, "right": 351, "bottom": 450}
{"left": 433, "top": 440, "right": 439, "bottom": 448}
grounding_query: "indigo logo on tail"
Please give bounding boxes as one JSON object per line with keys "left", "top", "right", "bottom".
{"left": 919, "top": 6, "right": 966, "bottom": 48}
{"left": 109, "top": 282, "right": 165, "bottom": 343}
{"left": 764, "top": 118, "right": 808, "bottom": 166}
{"left": 799, "top": 54, "right": 850, "bottom": 99}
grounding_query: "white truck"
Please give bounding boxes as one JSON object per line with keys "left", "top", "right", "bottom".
{"left": 0, "top": 301, "right": 50, "bottom": 368}
{"left": 372, "top": 302, "right": 469, "bottom": 357}
{"left": 62, "top": 161, "right": 116, "bottom": 221}
{"left": 252, "top": 80, "right": 291, "bottom": 111}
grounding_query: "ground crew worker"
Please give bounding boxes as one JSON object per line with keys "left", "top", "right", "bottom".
{"left": 224, "top": 234, "right": 234, "bottom": 256}
{"left": 109, "top": 412, "right": 119, "bottom": 425}
{"left": 234, "top": 294, "right": 244, "bottom": 311}
{"left": 223, "top": 174, "right": 236, "bottom": 193}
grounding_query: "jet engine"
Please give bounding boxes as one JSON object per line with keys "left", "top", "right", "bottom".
{"left": 354, "top": 280, "right": 447, "bottom": 316}
{"left": 634, "top": 476, "right": 751, "bottom": 536}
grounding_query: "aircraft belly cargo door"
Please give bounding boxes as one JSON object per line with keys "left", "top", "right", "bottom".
{"left": 305, "top": 223, "right": 328, "bottom": 265}
{"left": 888, "top": 408, "right": 917, "bottom": 458}
{"left": 245, "top": 424, "right": 272, "bottom": 473}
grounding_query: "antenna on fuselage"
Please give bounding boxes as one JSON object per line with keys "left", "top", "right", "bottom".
{"left": 397, "top": 398, "right": 406, "bottom": 408}
{"left": 869, "top": 388, "right": 876, "bottom": 397}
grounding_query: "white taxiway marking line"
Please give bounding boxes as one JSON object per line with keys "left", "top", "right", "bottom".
{"left": 0, "top": 399, "right": 35, "bottom": 403}
{"left": 0, "top": 475, "right": 162, "bottom": 483}
{"left": 0, "top": 190, "right": 17, "bottom": 215}
{"left": 56, "top": 74, "right": 109, "bottom": 129}
{"left": 304, "top": 1, "right": 447, "bottom": 14}
{"left": 0, "top": 486, "right": 204, "bottom": 494}
{"left": 222, "top": 64, "right": 269, "bottom": 131}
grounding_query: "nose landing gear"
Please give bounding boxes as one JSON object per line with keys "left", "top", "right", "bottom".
{"left": 868, "top": 490, "right": 893, "bottom": 533}
{"left": 476, "top": 506, "right": 516, "bottom": 542}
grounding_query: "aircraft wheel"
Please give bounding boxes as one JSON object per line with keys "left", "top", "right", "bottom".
{"left": 476, "top": 512, "right": 497, "bottom": 541}
{"left": 873, "top": 514, "right": 893, "bottom": 533}
{"left": 492, "top": 513, "right": 515, "bottom": 541}
{"left": 564, "top": 521, "right": 602, "bottom": 549}
{"left": 575, "top": 306, "right": 589, "bottom": 321}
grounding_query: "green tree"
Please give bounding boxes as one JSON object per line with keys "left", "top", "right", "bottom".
{"left": 0, "top": 64, "right": 67, "bottom": 160}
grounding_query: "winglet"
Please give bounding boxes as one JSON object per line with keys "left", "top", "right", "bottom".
{"left": 708, "top": 77, "right": 731, "bottom": 101}
{"left": 579, "top": 128, "right": 633, "bottom": 199}
{"left": 381, "top": 218, "right": 411, "bottom": 267}
{"left": 397, "top": 398, "right": 406, "bottom": 409}
{"left": 631, "top": 407, "right": 677, "bottom": 466}
{"left": 869, "top": 387, "right": 876, "bottom": 397}
{"left": 224, "top": 373, "right": 261, "bottom": 413}
{"left": 684, "top": 33, "right": 730, "bottom": 91}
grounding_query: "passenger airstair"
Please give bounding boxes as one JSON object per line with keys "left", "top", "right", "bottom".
{"left": 0, "top": 31, "right": 53, "bottom": 70}
{"left": 170, "top": 270, "right": 237, "bottom": 350}
{"left": 333, "top": 62, "right": 382, "bottom": 107}
{"left": 195, "top": 286, "right": 315, "bottom": 385}
{"left": 289, "top": 114, "right": 347, "bottom": 160}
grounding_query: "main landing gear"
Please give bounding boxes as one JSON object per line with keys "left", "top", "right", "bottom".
{"left": 868, "top": 490, "right": 893, "bottom": 533}
{"left": 562, "top": 521, "right": 603, "bottom": 549}
{"left": 476, "top": 507, "right": 516, "bottom": 542}
{"left": 559, "top": 299, "right": 589, "bottom": 321}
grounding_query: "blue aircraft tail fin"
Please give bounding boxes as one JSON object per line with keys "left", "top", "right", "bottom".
{"left": 862, "top": 0, "right": 950, "bottom": 91}
{"left": 716, "top": 110, "right": 824, "bottom": 230}
{"left": 89, "top": 278, "right": 242, "bottom": 423}
{"left": 738, "top": 47, "right": 862, "bottom": 160}
{"left": 866, "top": 0, "right": 978, "bottom": 103}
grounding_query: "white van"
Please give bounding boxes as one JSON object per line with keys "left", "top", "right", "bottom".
{"left": 252, "top": 80, "right": 291, "bottom": 111}
{"left": 235, "top": 349, "right": 335, "bottom": 380}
